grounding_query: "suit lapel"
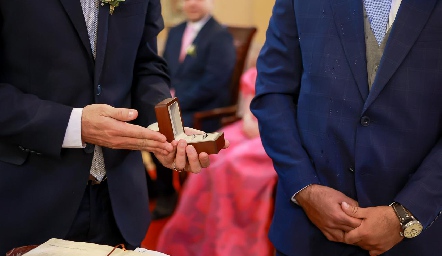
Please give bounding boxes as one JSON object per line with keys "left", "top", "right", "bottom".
{"left": 177, "top": 18, "right": 215, "bottom": 74}
{"left": 190, "top": 18, "right": 214, "bottom": 51}
{"left": 59, "top": 0, "right": 94, "bottom": 60}
{"left": 363, "top": 0, "right": 437, "bottom": 112}
{"left": 94, "top": 5, "right": 110, "bottom": 86}
{"left": 173, "top": 24, "right": 186, "bottom": 75}
{"left": 330, "top": 0, "right": 368, "bottom": 101}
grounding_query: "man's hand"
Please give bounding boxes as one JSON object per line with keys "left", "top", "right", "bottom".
{"left": 154, "top": 127, "right": 229, "bottom": 174}
{"left": 341, "top": 202, "right": 403, "bottom": 256}
{"left": 81, "top": 104, "right": 173, "bottom": 155}
{"left": 295, "top": 185, "right": 362, "bottom": 243}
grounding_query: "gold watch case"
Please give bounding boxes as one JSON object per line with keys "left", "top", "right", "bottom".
{"left": 403, "top": 220, "right": 423, "bottom": 238}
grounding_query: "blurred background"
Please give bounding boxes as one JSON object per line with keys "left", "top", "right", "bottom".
{"left": 158, "top": 0, "right": 273, "bottom": 68}
{"left": 143, "top": 1, "right": 276, "bottom": 256}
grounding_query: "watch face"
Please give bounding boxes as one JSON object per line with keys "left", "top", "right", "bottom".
{"left": 404, "top": 221, "right": 423, "bottom": 238}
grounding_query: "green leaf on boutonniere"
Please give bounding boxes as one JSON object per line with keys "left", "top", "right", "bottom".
{"left": 101, "top": 0, "right": 125, "bottom": 15}
{"left": 186, "top": 44, "right": 197, "bottom": 57}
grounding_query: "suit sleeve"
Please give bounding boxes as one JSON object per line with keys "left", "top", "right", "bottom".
{"left": 172, "top": 30, "right": 236, "bottom": 111}
{"left": 0, "top": 84, "right": 72, "bottom": 158}
{"left": 250, "top": 0, "right": 320, "bottom": 201}
{"left": 395, "top": 137, "right": 442, "bottom": 228}
{"left": 132, "top": 0, "right": 171, "bottom": 127}
{"left": 0, "top": 11, "right": 72, "bottom": 159}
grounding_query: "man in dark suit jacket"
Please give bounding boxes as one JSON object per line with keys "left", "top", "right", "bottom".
{"left": 149, "top": 0, "right": 236, "bottom": 219}
{"left": 163, "top": 0, "right": 236, "bottom": 132}
{"left": 0, "top": 0, "right": 212, "bottom": 254}
{"left": 251, "top": 0, "right": 442, "bottom": 255}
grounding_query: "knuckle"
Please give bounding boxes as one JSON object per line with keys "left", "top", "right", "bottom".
{"left": 137, "top": 139, "right": 149, "bottom": 150}
{"left": 117, "top": 108, "right": 125, "bottom": 118}
{"left": 352, "top": 206, "right": 359, "bottom": 215}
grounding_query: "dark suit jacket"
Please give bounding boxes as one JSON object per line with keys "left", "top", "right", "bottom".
{"left": 251, "top": 0, "right": 442, "bottom": 255}
{"left": 163, "top": 17, "right": 236, "bottom": 132}
{"left": 0, "top": 0, "right": 170, "bottom": 253}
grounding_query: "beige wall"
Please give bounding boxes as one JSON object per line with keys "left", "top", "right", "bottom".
{"left": 213, "top": 0, "right": 274, "bottom": 45}
{"left": 213, "top": 0, "right": 274, "bottom": 67}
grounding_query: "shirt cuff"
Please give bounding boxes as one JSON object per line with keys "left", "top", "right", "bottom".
{"left": 62, "top": 108, "right": 85, "bottom": 148}
{"left": 291, "top": 184, "right": 313, "bottom": 205}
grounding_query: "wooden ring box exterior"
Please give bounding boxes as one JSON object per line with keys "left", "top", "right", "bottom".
{"left": 155, "top": 97, "right": 225, "bottom": 154}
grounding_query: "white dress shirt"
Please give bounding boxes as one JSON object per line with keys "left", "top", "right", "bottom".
{"left": 184, "top": 14, "right": 211, "bottom": 44}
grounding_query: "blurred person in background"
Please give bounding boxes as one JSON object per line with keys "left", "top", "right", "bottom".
{"left": 156, "top": 67, "right": 278, "bottom": 256}
{"left": 149, "top": 0, "right": 236, "bottom": 220}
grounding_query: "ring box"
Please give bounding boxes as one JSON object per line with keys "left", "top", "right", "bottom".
{"left": 152, "top": 97, "right": 225, "bottom": 155}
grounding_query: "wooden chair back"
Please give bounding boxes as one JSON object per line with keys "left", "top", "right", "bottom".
{"left": 193, "top": 26, "right": 257, "bottom": 130}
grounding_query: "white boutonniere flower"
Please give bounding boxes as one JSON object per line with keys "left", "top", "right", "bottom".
{"left": 186, "top": 44, "right": 197, "bottom": 57}
{"left": 101, "top": 0, "right": 125, "bottom": 15}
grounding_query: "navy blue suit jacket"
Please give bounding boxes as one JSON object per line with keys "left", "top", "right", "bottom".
{"left": 163, "top": 17, "right": 235, "bottom": 132}
{"left": 0, "top": 0, "right": 170, "bottom": 253}
{"left": 251, "top": 0, "right": 442, "bottom": 255}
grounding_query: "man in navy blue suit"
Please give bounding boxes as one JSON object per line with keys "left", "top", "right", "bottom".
{"left": 150, "top": 0, "right": 236, "bottom": 219}
{"left": 163, "top": 0, "right": 236, "bottom": 132}
{"left": 251, "top": 0, "right": 442, "bottom": 255}
{"left": 0, "top": 0, "right": 215, "bottom": 254}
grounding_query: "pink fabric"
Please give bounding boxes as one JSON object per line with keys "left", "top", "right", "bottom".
{"left": 179, "top": 25, "right": 194, "bottom": 62}
{"left": 156, "top": 121, "right": 277, "bottom": 256}
{"left": 240, "top": 67, "right": 258, "bottom": 96}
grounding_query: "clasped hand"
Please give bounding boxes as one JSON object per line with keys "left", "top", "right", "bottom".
{"left": 81, "top": 104, "right": 228, "bottom": 173}
{"left": 296, "top": 185, "right": 403, "bottom": 256}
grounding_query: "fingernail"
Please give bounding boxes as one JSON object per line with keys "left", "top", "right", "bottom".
{"left": 342, "top": 202, "right": 349, "bottom": 209}
{"left": 128, "top": 110, "right": 134, "bottom": 118}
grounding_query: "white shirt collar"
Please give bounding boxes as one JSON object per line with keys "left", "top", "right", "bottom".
{"left": 389, "top": 0, "right": 402, "bottom": 28}
{"left": 186, "top": 15, "right": 211, "bottom": 34}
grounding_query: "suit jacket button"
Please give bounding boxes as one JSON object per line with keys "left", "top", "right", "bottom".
{"left": 84, "top": 144, "right": 94, "bottom": 154}
{"left": 360, "top": 116, "right": 371, "bottom": 126}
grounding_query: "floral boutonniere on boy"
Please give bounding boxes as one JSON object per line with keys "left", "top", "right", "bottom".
{"left": 186, "top": 44, "right": 197, "bottom": 58}
{"left": 101, "top": 0, "right": 125, "bottom": 15}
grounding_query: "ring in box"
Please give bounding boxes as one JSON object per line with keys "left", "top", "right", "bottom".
{"left": 151, "top": 97, "right": 225, "bottom": 154}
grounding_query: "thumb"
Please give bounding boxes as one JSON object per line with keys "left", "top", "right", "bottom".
{"left": 107, "top": 106, "right": 138, "bottom": 122}
{"left": 341, "top": 201, "right": 365, "bottom": 219}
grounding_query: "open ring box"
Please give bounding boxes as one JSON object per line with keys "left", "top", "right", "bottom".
{"left": 147, "top": 97, "right": 225, "bottom": 154}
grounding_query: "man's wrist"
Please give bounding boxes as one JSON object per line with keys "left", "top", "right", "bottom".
{"left": 291, "top": 184, "right": 313, "bottom": 205}
{"left": 390, "top": 202, "right": 423, "bottom": 238}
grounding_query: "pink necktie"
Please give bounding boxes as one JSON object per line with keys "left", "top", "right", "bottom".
{"left": 179, "top": 25, "right": 194, "bottom": 62}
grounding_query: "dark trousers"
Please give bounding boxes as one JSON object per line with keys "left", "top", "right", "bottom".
{"left": 65, "top": 180, "right": 136, "bottom": 249}
{"left": 276, "top": 251, "right": 288, "bottom": 256}
{"left": 148, "top": 156, "right": 175, "bottom": 198}
{"left": 276, "top": 248, "right": 369, "bottom": 256}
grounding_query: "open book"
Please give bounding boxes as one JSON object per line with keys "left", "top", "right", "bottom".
{"left": 24, "top": 239, "right": 169, "bottom": 256}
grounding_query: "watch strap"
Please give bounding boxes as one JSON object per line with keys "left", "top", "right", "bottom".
{"left": 390, "top": 202, "right": 410, "bottom": 237}
{"left": 391, "top": 202, "right": 413, "bottom": 223}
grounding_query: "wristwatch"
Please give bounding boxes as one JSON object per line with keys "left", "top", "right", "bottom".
{"left": 390, "top": 202, "right": 423, "bottom": 238}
